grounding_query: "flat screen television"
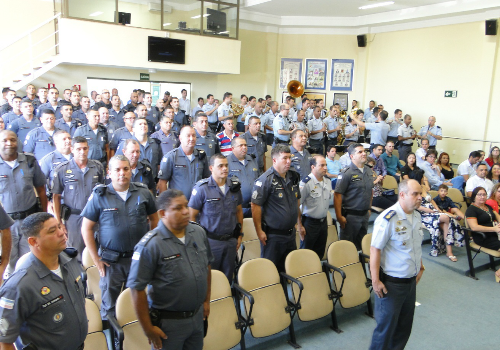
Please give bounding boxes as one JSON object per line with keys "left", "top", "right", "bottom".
{"left": 206, "top": 8, "right": 226, "bottom": 32}
{"left": 148, "top": 36, "right": 185, "bottom": 65}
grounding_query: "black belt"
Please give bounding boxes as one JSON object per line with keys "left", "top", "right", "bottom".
{"left": 70, "top": 208, "right": 82, "bottom": 215}
{"left": 303, "top": 215, "right": 326, "bottom": 223}
{"left": 101, "top": 249, "right": 134, "bottom": 258}
{"left": 400, "top": 143, "right": 413, "bottom": 147}
{"left": 207, "top": 233, "right": 234, "bottom": 241}
{"left": 381, "top": 272, "right": 416, "bottom": 284}
{"left": 345, "top": 209, "right": 369, "bottom": 216}
{"left": 275, "top": 139, "right": 288, "bottom": 144}
{"left": 154, "top": 307, "right": 200, "bottom": 319}
{"left": 8, "top": 204, "right": 39, "bottom": 220}
{"left": 268, "top": 227, "right": 294, "bottom": 236}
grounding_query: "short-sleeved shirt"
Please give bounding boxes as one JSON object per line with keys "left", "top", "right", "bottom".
{"left": 344, "top": 123, "right": 359, "bottom": 142}
{"left": 179, "top": 98, "right": 191, "bottom": 116}
{"left": 339, "top": 153, "right": 351, "bottom": 169}
{"left": 415, "top": 148, "right": 428, "bottom": 169}
{"left": 216, "top": 130, "right": 239, "bottom": 156}
{"left": 262, "top": 112, "right": 276, "bottom": 135}
{"left": 251, "top": 167, "right": 301, "bottom": 230}
{"left": 188, "top": 176, "right": 243, "bottom": 236}
{"left": 433, "top": 195, "right": 457, "bottom": 211}
{"left": 273, "top": 115, "right": 291, "bottom": 142}
{"left": 71, "top": 109, "right": 88, "bottom": 124}
{"left": 73, "top": 124, "right": 108, "bottom": 161}
{"left": 108, "top": 108, "right": 126, "bottom": 128}
{"left": 7, "top": 116, "right": 41, "bottom": 152}
{"left": 335, "top": 163, "right": 374, "bottom": 211}
{"left": 326, "top": 158, "right": 342, "bottom": 176}
{"left": 290, "top": 146, "right": 313, "bottom": 180}
{"left": 146, "top": 106, "right": 160, "bottom": 125}
{"left": 81, "top": 182, "right": 157, "bottom": 252}
{"left": 194, "top": 130, "right": 220, "bottom": 158}
{"left": 307, "top": 118, "right": 325, "bottom": 140}
{"left": 457, "top": 159, "right": 476, "bottom": 178}
{"left": 465, "top": 175, "right": 494, "bottom": 197}
{"left": 417, "top": 125, "right": 442, "bottom": 146}
{"left": 109, "top": 127, "right": 133, "bottom": 152}
{"left": 299, "top": 173, "right": 332, "bottom": 219}
{"left": 371, "top": 202, "right": 423, "bottom": 278}
{"left": 387, "top": 117, "right": 402, "bottom": 137}
{"left": 23, "top": 127, "right": 59, "bottom": 161}
{"left": 365, "top": 122, "right": 390, "bottom": 145}
{"left": 101, "top": 120, "right": 120, "bottom": 139}
{"left": 39, "top": 150, "right": 72, "bottom": 185}
{"left": 0, "top": 252, "right": 87, "bottom": 349}
{"left": 400, "top": 165, "right": 424, "bottom": 184}
{"left": 36, "top": 102, "right": 62, "bottom": 119}
{"left": 217, "top": 103, "right": 231, "bottom": 120}
{"left": 323, "top": 116, "right": 339, "bottom": 139}
{"left": 116, "top": 136, "right": 162, "bottom": 178}
{"left": 151, "top": 129, "right": 179, "bottom": 155}
{"left": 54, "top": 118, "right": 83, "bottom": 137}
{"left": 244, "top": 113, "right": 262, "bottom": 127}
{"left": 227, "top": 153, "right": 259, "bottom": 208}
{"left": 2, "top": 112, "right": 21, "bottom": 128}
{"left": 380, "top": 152, "right": 402, "bottom": 176}
{"left": 398, "top": 123, "right": 415, "bottom": 145}
{"left": 126, "top": 221, "right": 213, "bottom": 311}
{"left": 242, "top": 131, "right": 266, "bottom": 171}
{"left": 465, "top": 204, "right": 495, "bottom": 227}
{"left": 202, "top": 103, "right": 218, "bottom": 124}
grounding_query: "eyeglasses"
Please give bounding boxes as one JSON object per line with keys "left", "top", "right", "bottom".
{"left": 476, "top": 193, "right": 487, "bottom": 197}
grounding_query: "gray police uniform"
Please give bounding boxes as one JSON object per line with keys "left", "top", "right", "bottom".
{"left": 151, "top": 129, "right": 179, "bottom": 155}
{"left": 36, "top": 103, "right": 62, "bottom": 119}
{"left": 369, "top": 203, "right": 423, "bottom": 350}
{"left": 324, "top": 115, "right": 339, "bottom": 149}
{"left": 299, "top": 173, "right": 333, "bottom": 258}
{"left": 147, "top": 106, "right": 160, "bottom": 125}
{"left": 71, "top": 109, "right": 88, "bottom": 125}
{"left": 251, "top": 167, "right": 301, "bottom": 272}
{"left": 52, "top": 158, "right": 105, "bottom": 257}
{"left": 307, "top": 117, "right": 325, "bottom": 154}
{"left": 101, "top": 120, "right": 120, "bottom": 139}
{"left": 227, "top": 152, "right": 259, "bottom": 217}
{"left": 262, "top": 112, "right": 275, "bottom": 146}
{"left": 23, "top": 127, "right": 59, "bottom": 161}
{"left": 397, "top": 123, "right": 415, "bottom": 162}
{"left": 105, "top": 159, "right": 156, "bottom": 191}
{"left": 108, "top": 108, "right": 126, "bottom": 128}
{"left": 7, "top": 116, "right": 41, "bottom": 152}
{"left": 127, "top": 221, "right": 213, "bottom": 350}
{"left": 365, "top": 122, "right": 390, "bottom": 148}
{"left": 335, "top": 162, "right": 374, "bottom": 250}
{"left": 116, "top": 136, "right": 162, "bottom": 178}
{"left": 54, "top": 118, "right": 83, "bottom": 137}
{"left": 81, "top": 182, "right": 157, "bottom": 317}
{"left": 242, "top": 131, "right": 267, "bottom": 174}
{"left": 73, "top": 124, "right": 108, "bottom": 165}
{"left": 2, "top": 112, "right": 21, "bottom": 128}
{"left": 290, "top": 146, "right": 313, "bottom": 181}
{"left": 158, "top": 147, "right": 210, "bottom": 201}
{"left": 173, "top": 110, "right": 187, "bottom": 133}
{"left": 188, "top": 176, "right": 242, "bottom": 283}
{"left": 417, "top": 125, "right": 441, "bottom": 148}
{"left": 0, "top": 153, "right": 45, "bottom": 273}
{"left": 109, "top": 126, "right": 133, "bottom": 152}
{"left": 39, "top": 150, "right": 72, "bottom": 186}
{"left": 273, "top": 114, "right": 290, "bottom": 144}
{"left": 0, "top": 251, "right": 87, "bottom": 350}
{"left": 195, "top": 130, "right": 220, "bottom": 159}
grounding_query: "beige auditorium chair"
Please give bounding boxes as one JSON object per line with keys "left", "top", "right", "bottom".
{"left": 361, "top": 233, "right": 372, "bottom": 265}
{"left": 234, "top": 258, "right": 300, "bottom": 348}
{"left": 322, "top": 225, "right": 339, "bottom": 261}
{"left": 82, "top": 247, "right": 94, "bottom": 270}
{"left": 86, "top": 265, "right": 102, "bottom": 309}
{"left": 85, "top": 299, "right": 108, "bottom": 349}
{"left": 203, "top": 270, "right": 243, "bottom": 350}
{"left": 284, "top": 249, "right": 342, "bottom": 333}
{"left": 382, "top": 175, "right": 398, "bottom": 193}
{"left": 237, "top": 218, "right": 261, "bottom": 266}
{"left": 327, "top": 240, "right": 373, "bottom": 321}
{"left": 448, "top": 188, "right": 467, "bottom": 221}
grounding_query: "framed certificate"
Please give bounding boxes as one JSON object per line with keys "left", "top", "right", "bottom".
{"left": 331, "top": 59, "right": 354, "bottom": 91}
{"left": 333, "top": 93, "right": 349, "bottom": 111}
{"left": 280, "top": 58, "right": 303, "bottom": 89}
{"left": 305, "top": 59, "right": 327, "bottom": 90}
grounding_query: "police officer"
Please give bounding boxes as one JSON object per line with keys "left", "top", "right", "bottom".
{"left": 193, "top": 112, "right": 220, "bottom": 158}
{"left": 334, "top": 143, "right": 374, "bottom": 250}
{"left": 127, "top": 189, "right": 213, "bottom": 350}
{"left": 352, "top": 110, "right": 390, "bottom": 151}
{"left": 98, "top": 106, "right": 120, "bottom": 139}
{"left": 290, "top": 129, "right": 313, "bottom": 180}
{"left": 2, "top": 96, "right": 22, "bottom": 128}
{"left": 54, "top": 103, "right": 82, "bottom": 136}
{"left": 243, "top": 116, "right": 267, "bottom": 173}
{"left": 228, "top": 137, "right": 259, "bottom": 218}
{"left": 244, "top": 101, "right": 263, "bottom": 132}
{"left": 115, "top": 118, "right": 162, "bottom": 178}
{"left": 251, "top": 144, "right": 304, "bottom": 272}
{"left": 158, "top": 126, "right": 210, "bottom": 200}
{"left": 397, "top": 114, "right": 417, "bottom": 162}
{"left": 81, "top": 155, "right": 158, "bottom": 318}
{"left": 0, "top": 213, "right": 87, "bottom": 350}
{"left": 52, "top": 136, "right": 105, "bottom": 258}
{"left": 0, "top": 202, "right": 14, "bottom": 281}
{"left": 143, "top": 92, "right": 160, "bottom": 125}
{"left": 39, "top": 130, "right": 73, "bottom": 186}
{"left": 189, "top": 154, "right": 243, "bottom": 283}
{"left": 109, "top": 111, "right": 135, "bottom": 156}
{"left": 262, "top": 101, "right": 279, "bottom": 146}
{"left": 324, "top": 106, "right": 341, "bottom": 151}
{"left": 369, "top": 179, "right": 425, "bottom": 350}
{"left": 273, "top": 105, "right": 293, "bottom": 145}
{"left": 123, "top": 91, "right": 139, "bottom": 113}
{"left": 24, "top": 109, "right": 59, "bottom": 161}
{"left": 7, "top": 100, "right": 41, "bottom": 152}
{"left": 135, "top": 104, "right": 155, "bottom": 136}
{"left": 73, "top": 109, "right": 109, "bottom": 167}
{"left": 36, "top": 87, "right": 62, "bottom": 119}
{"left": 171, "top": 97, "right": 188, "bottom": 133}
{"left": 203, "top": 94, "right": 220, "bottom": 133}
{"left": 109, "top": 94, "right": 126, "bottom": 127}
{"left": 217, "top": 92, "right": 233, "bottom": 126}
{"left": 417, "top": 116, "right": 442, "bottom": 149}
{"left": 151, "top": 114, "right": 179, "bottom": 155}
{"left": 72, "top": 95, "right": 91, "bottom": 124}
{"left": 0, "top": 131, "right": 48, "bottom": 274}
{"left": 118, "top": 139, "right": 155, "bottom": 192}
{"left": 299, "top": 155, "right": 333, "bottom": 259}
{"left": 307, "top": 106, "right": 326, "bottom": 154}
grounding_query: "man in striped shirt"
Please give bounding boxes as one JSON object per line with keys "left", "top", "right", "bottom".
{"left": 216, "top": 118, "right": 239, "bottom": 156}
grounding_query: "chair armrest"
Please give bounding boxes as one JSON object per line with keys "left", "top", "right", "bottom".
{"left": 107, "top": 313, "right": 124, "bottom": 350}
{"left": 80, "top": 271, "right": 88, "bottom": 297}
{"left": 453, "top": 202, "right": 462, "bottom": 209}
{"left": 232, "top": 283, "right": 255, "bottom": 325}
{"left": 359, "top": 252, "right": 370, "bottom": 261}
{"left": 232, "top": 283, "right": 254, "bottom": 305}
{"left": 280, "top": 272, "right": 304, "bottom": 312}
{"left": 323, "top": 262, "right": 346, "bottom": 280}
{"left": 280, "top": 272, "right": 304, "bottom": 291}
{"left": 461, "top": 227, "right": 486, "bottom": 239}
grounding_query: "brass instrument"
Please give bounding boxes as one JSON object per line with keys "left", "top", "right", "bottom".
{"left": 287, "top": 80, "right": 304, "bottom": 98}
{"left": 262, "top": 103, "right": 271, "bottom": 115}
{"left": 337, "top": 110, "right": 348, "bottom": 145}
{"left": 229, "top": 103, "right": 245, "bottom": 116}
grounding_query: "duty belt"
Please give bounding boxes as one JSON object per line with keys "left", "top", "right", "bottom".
{"left": 381, "top": 272, "right": 416, "bottom": 284}
{"left": 207, "top": 233, "right": 233, "bottom": 241}
{"left": 268, "top": 227, "right": 294, "bottom": 236}
{"left": 275, "top": 139, "right": 289, "bottom": 144}
{"left": 70, "top": 207, "right": 82, "bottom": 215}
{"left": 154, "top": 306, "right": 200, "bottom": 319}
{"left": 345, "top": 209, "right": 369, "bottom": 216}
{"left": 8, "top": 204, "right": 39, "bottom": 220}
{"left": 303, "top": 215, "right": 326, "bottom": 223}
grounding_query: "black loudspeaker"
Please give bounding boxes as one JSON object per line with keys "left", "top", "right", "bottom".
{"left": 118, "top": 12, "right": 131, "bottom": 25}
{"left": 357, "top": 34, "right": 367, "bottom": 47}
{"left": 486, "top": 19, "right": 497, "bottom": 35}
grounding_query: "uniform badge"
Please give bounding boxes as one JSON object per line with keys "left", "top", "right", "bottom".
{"left": 353, "top": 175, "right": 359, "bottom": 178}
{"left": 0, "top": 298, "right": 14, "bottom": 310}
{"left": 402, "top": 241, "right": 407, "bottom": 246}
{"left": 53, "top": 312, "right": 64, "bottom": 323}
{"left": 402, "top": 226, "right": 407, "bottom": 230}
{"left": 295, "top": 192, "right": 298, "bottom": 198}
{"left": 253, "top": 168, "right": 258, "bottom": 172}
{"left": 395, "top": 227, "right": 400, "bottom": 232}
{"left": 278, "top": 193, "right": 283, "bottom": 198}
{"left": 41, "top": 286, "right": 51, "bottom": 295}
{"left": 0, "top": 318, "right": 9, "bottom": 337}
{"left": 66, "top": 170, "right": 72, "bottom": 174}
{"left": 397, "top": 221, "right": 402, "bottom": 225}
{"left": 192, "top": 189, "right": 197, "bottom": 196}
{"left": 252, "top": 190, "right": 258, "bottom": 199}
{"left": 209, "top": 144, "right": 213, "bottom": 148}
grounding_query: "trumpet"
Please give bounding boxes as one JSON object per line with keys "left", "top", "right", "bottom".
{"left": 262, "top": 103, "right": 271, "bottom": 115}
{"left": 229, "top": 103, "right": 245, "bottom": 116}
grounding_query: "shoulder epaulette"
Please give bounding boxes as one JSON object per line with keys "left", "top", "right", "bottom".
{"left": 93, "top": 184, "right": 107, "bottom": 195}
{"left": 383, "top": 210, "right": 397, "bottom": 221}
{"left": 436, "top": 126, "right": 441, "bottom": 129}
{"left": 54, "top": 159, "right": 71, "bottom": 172}
{"left": 188, "top": 221, "right": 207, "bottom": 233}
{"left": 25, "top": 153, "right": 37, "bottom": 169}
{"left": 153, "top": 138, "right": 161, "bottom": 145}
{"left": 324, "top": 175, "right": 330, "bottom": 180}
{"left": 195, "top": 178, "right": 210, "bottom": 187}
{"left": 302, "top": 175, "right": 312, "bottom": 184}
{"left": 132, "top": 182, "right": 147, "bottom": 188}
{"left": 63, "top": 247, "right": 78, "bottom": 258}
{"left": 139, "top": 230, "right": 157, "bottom": 245}
{"left": 196, "top": 149, "right": 206, "bottom": 160}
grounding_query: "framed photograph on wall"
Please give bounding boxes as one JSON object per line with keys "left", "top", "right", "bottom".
{"left": 305, "top": 59, "right": 327, "bottom": 90}
{"left": 304, "top": 91, "right": 326, "bottom": 104}
{"left": 333, "top": 93, "right": 349, "bottom": 111}
{"left": 280, "top": 58, "right": 303, "bottom": 89}
{"left": 331, "top": 59, "right": 354, "bottom": 91}
{"left": 282, "top": 91, "right": 290, "bottom": 103}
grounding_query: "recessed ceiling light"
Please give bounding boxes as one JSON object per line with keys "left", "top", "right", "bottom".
{"left": 163, "top": 23, "right": 172, "bottom": 26}
{"left": 359, "top": 1, "right": 394, "bottom": 10}
{"left": 89, "top": 11, "right": 103, "bottom": 17}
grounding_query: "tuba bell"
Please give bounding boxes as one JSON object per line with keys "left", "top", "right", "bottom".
{"left": 287, "top": 80, "right": 304, "bottom": 98}
{"left": 229, "top": 103, "right": 245, "bottom": 116}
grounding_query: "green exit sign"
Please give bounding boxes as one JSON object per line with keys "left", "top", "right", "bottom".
{"left": 140, "top": 73, "right": 150, "bottom": 81}
{"left": 444, "top": 90, "right": 457, "bottom": 98}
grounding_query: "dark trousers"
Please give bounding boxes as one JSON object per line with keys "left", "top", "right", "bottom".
{"left": 309, "top": 138, "right": 324, "bottom": 155}
{"left": 99, "top": 257, "right": 131, "bottom": 318}
{"left": 261, "top": 231, "right": 297, "bottom": 272}
{"left": 372, "top": 195, "right": 398, "bottom": 210}
{"left": 66, "top": 214, "right": 85, "bottom": 262}
{"left": 340, "top": 212, "right": 369, "bottom": 250}
{"left": 236, "top": 122, "right": 245, "bottom": 132}
{"left": 159, "top": 307, "right": 204, "bottom": 350}
{"left": 370, "top": 279, "right": 417, "bottom": 350}
{"left": 7, "top": 219, "right": 30, "bottom": 275}
{"left": 208, "top": 238, "right": 237, "bottom": 284}
{"left": 398, "top": 144, "right": 412, "bottom": 162}
{"left": 300, "top": 216, "right": 328, "bottom": 259}
{"left": 265, "top": 133, "right": 274, "bottom": 146}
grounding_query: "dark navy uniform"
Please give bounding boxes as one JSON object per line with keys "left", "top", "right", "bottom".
{"left": 52, "top": 159, "right": 105, "bottom": 256}
{"left": 54, "top": 118, "right": 83, "bottom": 137}
{"left": 335, "top": 162, "right": 374, "bottom": 249}
{"left": 127, "top": 221, "right": 213, "bottom": 350}
{"left": 81, "top": 182, "right": 157, "bottom": 317}
{"left": 123, "top": 103, "right": 139, "bottom": 113}
{"left": 290, "top": 145, "right": 313, "bottom": 180}
{"left": 71, "top": 109, "right": 88, "bottom": 124}
{"left": 227, "top": 152, "right": 259, "bottom": 217}
{"left": 23, "top": 127, "right": 59, "bottom": 161}
{"left": 172, "top": 110, "right": 188, "bottom": 133}
{"left": 2, "top": 112, "right": 21, "bottom": 128}
{"left": 39, "top": 150, "right": 72, "bottom": 186}
{"left": 188, "top": 176, "right": 242, "bottom": 283}
{"left": 0, "top": 251, "right": 87, "bottom": 350}
{"left": 158, "top": 147, "right": 210, "bottom": 200}
{"left": 151, "top": 129, "right": 179, "bottom": 155}
{"left": 7, "top": 116, "right": 41, "bottom": 152}
{"left": 195, "top": 130, "right": 220, "bottom": 158}
{"left": 146, "top": 106, "right": 160, "bottom": 125}
{"left": 109, "top": 127, "right": 133, "bottom": 153}
{"left": 116, "top": 136, "right": 162, "bottom": 178}
{"left": 101, "top": 120, "right": 120, "bottom": 139}
{"left": 108, "top": 108, "right": 126, "bottom": 128}
{"left": 251, "top": 167, "right": 301, "bottom": 271}
{"left": 73, "top": 124, "right": 108, "bottom": 164}
{"left": 36, "top": 103, "right": 62, "bottom": 119}
{"left": 105, "top": 159, "right": 155, "bottom": 191}
{"left": 242, "top": 130, "right": 267, "bottom": 173}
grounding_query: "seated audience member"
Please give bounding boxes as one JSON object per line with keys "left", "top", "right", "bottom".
{"left": 366, "top": 156, "right": 397, "bottom": 210}
{"left": 400, "top": 152, "right": 426, "bottom": 186}
{"left": 339, "top": 151, "right": 351, "bottom": 169}
{"left": 325, "top": 145, "right": 342, "bottom": 187}
{"left": 486, "top": 183, "right": 500, "bottom": 214}
{"left": 419, "top": 185, "right": 464, "bottom": 260}
{"left": 422, "top": 149, "right": 464, "bottom": 191}
{"left": 433, "top": 184, "right": 464, "bottom": 220}
{"left": 415, "top": 138, "right": 430, "bottom": 169}
{"left": 478, "top": 150, "right": 486, "bottom": 164}
{"left": 436, "top": 152, "right": 454, "bottom": 180}
{"left": 457, "top": 151, "right": 481, "bottom": 182}
{"left": 465, "top": 186, "right": 500, "bottom": 251}
{"left": 380, "top": 141, "right": 403, "bottom": 182}
{"left": 370, "top": 144, "right": 387, "bottom": 177}
{"left": 485, "top": 146, "right": 500, "bottom": 168}
{"left": 465, "top": 162, "right": 493, "bottom": 197}
{"left": 486, "top": 163, "right": 500, "bottom": 185}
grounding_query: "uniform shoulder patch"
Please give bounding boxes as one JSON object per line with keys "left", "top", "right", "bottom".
{"left": 54, "top": 160, "right": 71, "bottom": 173}
{"left": 93, "top": 184, "right": 107, "bottom": 195}
{"left": 195, "top": 178, "right": 210, "bottom": 187}
{"left": 133, "top": 182, "right": 146, "bottom": 188}
{"left": 188, "top": 221, "right": 207, "bottom": 233}
{"left": 384, "top": 210, "right": 397, "bottom": 221}
{"left": 436, "top": 125, "right": 441, "bottom": 129}
{"left": 302, "top": 175, "right": 312, "bottom": 184}
{"left": 139, "top": 230, "right": 158, "bottom": 246}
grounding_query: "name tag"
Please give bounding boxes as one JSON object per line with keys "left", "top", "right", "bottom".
{"left": 41, "top": 295, "right": 63, "bottom": 309}
{"left": 163, "top": 254, "right": 181, "bottom": 261}
{"left": 175, "top": 165, "right": 186, "bottom": 168}
{"left": 103, "top": 208, "right": 118, "bottom": 212}
{"left": 206, "top": 198, "right": 221, "bottom": 202}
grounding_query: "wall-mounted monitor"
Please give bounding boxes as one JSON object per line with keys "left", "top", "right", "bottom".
{"left": 206, "top": 8, "right": 226, "bottom": 32}
{"left": 148, "top": 36, "right": 185, "bottom": 65}
{"left": 117, "top": 12, "right": 131, "bottom": 25}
